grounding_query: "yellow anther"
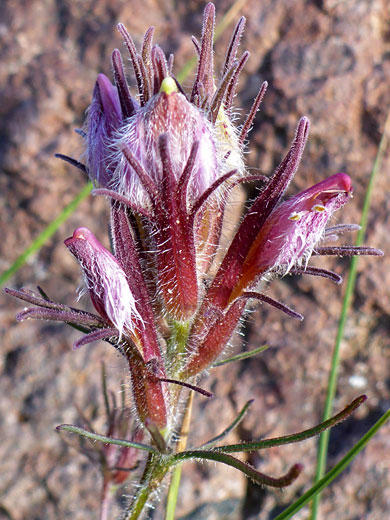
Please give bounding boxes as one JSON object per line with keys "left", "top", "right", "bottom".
{"left": 288, "top": 212, "right": 302, "bottom": 221}
{"left": 312, "top": 204, "right": 326, "bottom": 212}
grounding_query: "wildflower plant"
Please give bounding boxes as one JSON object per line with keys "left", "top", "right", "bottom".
{"left": 5, "top": 3, "right": 384, "bottom": 519}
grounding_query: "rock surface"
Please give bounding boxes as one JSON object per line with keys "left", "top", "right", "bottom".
{"left": 1, "top": 0, "right": 389, "bottom": 519}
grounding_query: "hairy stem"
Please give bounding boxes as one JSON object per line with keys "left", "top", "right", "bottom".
{"left": 124, "top": 453, "right": 168, "bottom": 520}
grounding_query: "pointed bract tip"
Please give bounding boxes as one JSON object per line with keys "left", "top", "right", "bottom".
{"left": 293, "top": 463, "right": 304, "bottom": 473}
{"left": 205, "top": 2, "right": 216, "bottom": 15}
{"left": 327, "top": 172, "right": 352, "bottom": 193}
{"left": 298, "top": 116, "right": 310, "bottom": 137}
{"left": 95, "top": 74, "right": 121, "bottom": 118}
{"left": 64, "top": 227, "right": 93, "bottom": 246}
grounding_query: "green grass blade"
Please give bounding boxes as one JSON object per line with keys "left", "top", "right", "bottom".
{"left": 0, "top": 181, "right": 92, "bottom": 287}
{"left": 310, "top": 108, "right": 390, "bottom": 519}
{"left": 165, "top": 463, "right": 183, "bottom": 520}
{"left": 275, "top": 407, "right": 390, "bottom": 520}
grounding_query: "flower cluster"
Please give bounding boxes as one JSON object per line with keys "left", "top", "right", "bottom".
{"left": 6, "top": 3, "right": 382, "bottom": 512}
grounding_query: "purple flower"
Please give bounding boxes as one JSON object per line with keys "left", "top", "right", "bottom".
{"left": 65, "top": 226, "right": 169, "bottom": 433}
{"left": 5, "top": 4, "right": 384, "bottom": 505}
{"left": 87, "top": 74, "right": 123, "bottom": 188}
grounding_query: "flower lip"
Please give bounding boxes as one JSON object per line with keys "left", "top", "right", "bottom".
{"left": 228, "top": 172, "right": 355, "bottom": 302}
{"left": 64, "top": 227, "right": 95, "bottom": 246}
{"left": 302, "top": 172, "right": 353, "bottom": 205}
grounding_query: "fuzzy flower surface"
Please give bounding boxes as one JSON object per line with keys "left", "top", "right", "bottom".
{"left": 112, "top": 78, "right": 219, "bottom": 208}
{"left": 65, "top": 227, "right": 142, "bottom": 337}
{"left": 6, "top": 4, "right": 383, "bottom": 511}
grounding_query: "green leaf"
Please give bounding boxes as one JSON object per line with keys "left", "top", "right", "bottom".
{"left": 170, "top": 450, "right": 302, "bottom": 488}
{"left": 200, "top": 400, "right": 254, "bottom": 448}
{"left": 276, "top": 407, "right": 390, "bottom": 520}
{"left": 56, "top": 423, "right": 158, "bottom": 453}
{"left": 206, "top": 395, "right": 366, "bottom": 453}
{"left": 212, "top": 345, "right": 269, "bottom": 367}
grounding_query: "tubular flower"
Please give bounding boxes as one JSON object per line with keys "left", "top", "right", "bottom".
{"left": 66, "top": 226, "right": 169, "bottom": 433}
{"left": 64, "top": 227, "right": 141, "bottom": 338}
{"left": 65, "top": 225, "right": 168, "bottom": 433}
{"left": 231, "top": 172, "right": 353, "bottom": 300}
{"left": 182, "top": 120, "right": 382, "bottom": 377}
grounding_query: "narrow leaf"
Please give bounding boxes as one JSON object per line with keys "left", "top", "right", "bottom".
{"left": 212, "top": 344, "right": 269, "bottom": 367}
{"left": 171, "top": 450, "right": 302, "bottom": 488}
{"left": 201, "top": 399, "right": 254, "bottom": 448}
{"left": 276, "top": 408, "right": 390, "bottom": 520}
{"left": 210, "top": 395, "right": 366, "bottom": 453}
{"left": 56, "top": 424, "right": 158, "bottom": 453}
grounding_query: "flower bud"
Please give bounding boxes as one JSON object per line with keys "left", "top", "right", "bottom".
{"left": 64, "top": 227, "right": 142, "bottom": 337}
{"left": 112, "top": 76, "right": 219, "bottom": 209}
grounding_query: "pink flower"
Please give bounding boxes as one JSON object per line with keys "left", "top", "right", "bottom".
{"left": 232, "top": 173, "right": 353, "bottom": 299}
{"left": 112, "top": 77, "right": 219, "bottom": 210}
{"left": 64, "top": 227, "right": 141, "bottom": 337}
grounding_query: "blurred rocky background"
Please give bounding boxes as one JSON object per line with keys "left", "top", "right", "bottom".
{"left": 0, "top": 0, "right": 389, "bottom": 518}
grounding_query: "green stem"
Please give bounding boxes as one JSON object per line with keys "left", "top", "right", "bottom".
{"left": 124, "top": 454, "right": 169, "bottom": 520}
{"left": 126, "top": 486, "right": 152, "bottom": 520}
{"left": 125, "top": 453, "right": 156, "bottom": 520}
{"left": 310, "top": 107, "right": 390, "bottom": 519}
